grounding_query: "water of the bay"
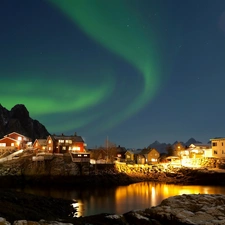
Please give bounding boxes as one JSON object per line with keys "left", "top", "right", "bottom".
{"left": 16, "top": 182, "right": 225, "bottom": 217}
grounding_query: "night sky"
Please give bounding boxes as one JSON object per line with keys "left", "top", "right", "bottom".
{"left": 1, "top": 0, "right": 225, "bottom": 148}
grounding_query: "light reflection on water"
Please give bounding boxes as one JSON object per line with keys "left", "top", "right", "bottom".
{"left": 16, "top": 182, "right": 225, "bottom": 217}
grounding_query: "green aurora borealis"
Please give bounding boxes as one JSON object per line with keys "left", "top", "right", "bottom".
{"left": 2, "top": 0, "right": 225, "bottom": 146}
{"left": 46, "top": 0, "right": 161, "bottom": 130}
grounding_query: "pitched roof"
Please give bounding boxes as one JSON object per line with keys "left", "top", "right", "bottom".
{"left": 4, "top": 132, "right": 30, "bottom": 139}
{"left": 140, "top": 148, "right": 155, "bottom": 155}
{"left": 189, "top": 143, "right": 211, "bottom": 148}
{"left": 0, "top": 136, "right": 18, "bottom": 142}
{"left": 50, "top": 134, "right": 84, "bottom": 142}
{"left": 36, "top": 139, "right": 47, "bottom": 146}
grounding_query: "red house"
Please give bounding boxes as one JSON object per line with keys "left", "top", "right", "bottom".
{"left": 0, "top": 132, "right": 32, "bottom": 151}
{"left": 46, "top": 133, "right": 86, "bottom": 154}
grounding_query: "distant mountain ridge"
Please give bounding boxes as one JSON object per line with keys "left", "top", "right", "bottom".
{"left": 0, "top": 104, "right": 50, "bottom": 141}
{"left": 148, "top": 138, "right": 202, "bottom": 153}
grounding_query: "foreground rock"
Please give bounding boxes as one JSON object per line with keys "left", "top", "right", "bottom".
{"left": 1, "top": 193, "right": 225, "bottom": 224}
{"left": 0, "top": 189, "right": 75, "bottom": 223}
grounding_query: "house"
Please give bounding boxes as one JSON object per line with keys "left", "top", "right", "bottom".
{"left": 46, "top": 133, "right": 86, "bottom": 154}
{"left": 125, "top": 148, "right": 160, "bottom": 165}
{"left": 33, "top": 139, "right": 47, "bottom": 152}
{"left": 189, "top": 143, "right": 212, "bottom": 158}
{"left": 125, "top": 150, "right": 138, "bottom": 164}
{"left": 210, "top": 137, "right": 225, "bottom": 158}
{"left": 115, "top": 146, "right": 126, "bottom": 162}
{"left": 0, "top": 132, "right": 32, "bottom": 152}
{"left": 138, "top": 148, "right": 160, "bottom": 164}
{"left": 180, "top": 143, "right": 212, "bottom": 159}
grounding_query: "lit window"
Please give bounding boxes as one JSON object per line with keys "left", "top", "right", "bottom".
{"left": 49, "top": 147, "right": 51, "bottom": 150}
{"left": 36, "top": 143, "right": 38, "bottom": 146}
{"left": 84, "top": 154, "right": 87, "bottom": 157}
{"left": 18, "top": 137, "right": 22, "bottom": 141}
{"left": 48, "top": 140, "right": 51, "bottom": 144}
{"left": 62, "top": 146, "right": 66, "bottom": 150}
{"left": 72, "top": 146, "right": 80, "bottom": 151}
{"left": 69, "top": 147, "right": 71, "bottom": 150}
{"left": 78, "top": 154, "right": 81, "bottom": 157}
{"left": 0, "top": 143, "right": 6, "bottom": 147}
{"left": 65, "top": 140, "right": 69, "bottom": 143}
{"left": 11, "top": 143, "right": 14, "bottom": 147}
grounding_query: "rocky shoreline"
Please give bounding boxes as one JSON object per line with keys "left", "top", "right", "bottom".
{"left": 1, "top": 157, "right": 225, "bottom": 224}
{"left": 1, "top": 190, "right": 225, "bottom": 225}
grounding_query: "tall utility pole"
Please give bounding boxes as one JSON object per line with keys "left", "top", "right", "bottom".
{"left": 106, "top": 136, "right": 108, "bottom": 163}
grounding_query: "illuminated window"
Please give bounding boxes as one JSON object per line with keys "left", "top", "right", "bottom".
{"left": 36, "top": 143, "right": 38, "bottom": 146}
{"left": 48, "top": 140, "right": 51, "bottom": 144}
{"left": 65, "top": 140, "right": 69, "bottom": 143}
{"left": 59, "top": 140, "right": 64, "bottom": 143}
{"left": 62, "top": 146, "right": 66, "bottom": 150}
{"left": 11, "top": 143, "right": 14, "bottom": 147}
{"left": 0, "top": 143, "right": 6, "bottom": 147}
{"left": 49, "top": 147, "right": 51, "bottom": 150}
{"left": 69, "top": 147, "right": 71, "bottom": 150}
{"left": 72, "top": 146, "right": 80, "bottom": 151}
{"left": 18, "top": 137, "right": 22, "bottom": 141}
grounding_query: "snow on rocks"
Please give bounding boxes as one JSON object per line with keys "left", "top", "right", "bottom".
{"left": 145, "top": 194, "right": 225, "bottom": 225}
{"left": 0, "top": 217, "right": 10, "bottom": 225}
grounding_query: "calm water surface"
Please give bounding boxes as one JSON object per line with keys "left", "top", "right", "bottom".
{"left": 16, "top": 182, "right": 225, "bottom": 217}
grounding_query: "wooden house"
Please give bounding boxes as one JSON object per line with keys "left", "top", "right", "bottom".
{"left": 180, "top": 143, "right": 212, "bottom": 159}
{"left": 0, "top": 132, "right": 32, "bottom": 152}
{"left": 115, "top": 146, "right": 126, "bottom": 162}
{"left": 33, "top": 139, "right": 47, "bottom": 152}
{"left": 138, "top": 148, "right": 160, "bottom": 164}
{"left": 0, "top": 136, "right": 20, "bottom": 151}
{"left": 125, "top": 150, "right": 138, "bottom": 164}
{"left": 46, "top": 133, "right": 86, "bottom": 154}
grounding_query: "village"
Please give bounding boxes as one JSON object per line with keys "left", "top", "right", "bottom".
{"left": 0, "top": 131, "right": 224, "bottom": 168}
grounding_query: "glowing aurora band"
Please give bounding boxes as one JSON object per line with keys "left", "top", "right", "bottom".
{"left": 1, "top": 71, "right": 114, "bottom": 130}
{"left": 48, "top": 0, "right": 160, "bottom": 129}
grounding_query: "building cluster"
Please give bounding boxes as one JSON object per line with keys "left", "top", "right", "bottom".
{"left": 171, "top": 139, "right": 225, "bottom": 160}
{"left": 0, "top": 132, "right": 225, "bottom": 165}
{"left": 0, "top": 132, "right": 89, "bottom": 162}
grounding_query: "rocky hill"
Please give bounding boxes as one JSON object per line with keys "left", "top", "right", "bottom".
{"left": 0, "top": 104, "right": 50, "bottom": 141}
